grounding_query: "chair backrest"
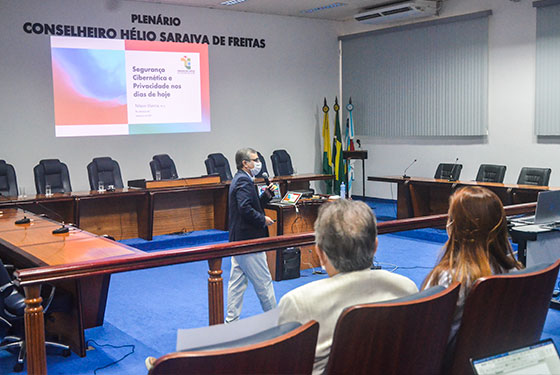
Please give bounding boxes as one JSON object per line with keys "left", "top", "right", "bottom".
{"left": 476, "top": 164, "right": 507, "bottom": 183}
{"left": 33, "top": 159, "right": 72, "bottom": 194}
{"left": 0, "top": 160, "right": 18, "bottom": 197}
{"left": 149, "top": 320, "right": 319, "bottom": 375}
{"left": 253, "top": 151, "right": 269, "bottom": 179}
{"left": 446, "top": 260, "right": 560, "bottom": 375}
{"left": 204, "top": 153, "right": 232, "bottom": 182}
{"left": 86, "top": 157, "right": 124, "bottom": 190}
{"left": 150, "top": 154, "right": 178, "bottom": 180}
{"left": 270, "top": 149, "right": 294, "bottom": 177}
{"left": 325, "top": 283, "right": 460, "bottom": 375}
{"left": 434, "top": 163, "right": 463, "bottom": 180}
{"left": 517, "top": 167, "right": 552, "bottom": 186}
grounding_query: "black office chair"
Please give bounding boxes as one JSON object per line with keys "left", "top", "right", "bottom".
{"left": 270, "top": 149, "right": 294, "bottom": 177}
{"left": 254, "top": 151, "right": 269, "bottom": 179}
{"left": 475, "top": 164, "right": 507, "bottom": 183}
{"left": 434, "top": 163, "right": 463, "bottom": 181}
{"left": 33, "top": 159, "right": 72, "bottom": 194}
{"left": 150, "top": 154, "right": 178, "bottom": 180}
{"left": 86, "top": 157, "right": 124, "bottom": 190}
{"left": 517, "top": 167, "right": 552, "bottom": 186}
{"left": 204, "top": 153, "right": 233, "bottom": 182}
{"left": 0, "top": 259, "right": 70, "bottom": 372}
{"left": 0, "top": 160, "right": 18, "bottom": 197}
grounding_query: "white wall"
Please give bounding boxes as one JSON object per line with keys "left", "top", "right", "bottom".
{"left": 0, "top": 0, "right": 341, "bottom": 192}
{"left": 339, "top": 0, "right": 560, "bottom": 199}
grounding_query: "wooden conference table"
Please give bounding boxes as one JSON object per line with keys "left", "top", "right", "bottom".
{"left": 368, "top": 176, "right": 556, "bottom": 219}
{"left": 0, "top": 173, "right": 332, "bottom": 241}
{"left": 0, "top": 208, "right": 141, "bottom": 357}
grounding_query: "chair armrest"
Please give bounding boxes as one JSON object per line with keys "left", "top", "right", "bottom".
{"left": 0, "top": 281, "right": 15, "bottom": 297}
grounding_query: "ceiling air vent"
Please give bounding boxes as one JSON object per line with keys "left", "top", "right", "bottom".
{"left": 355, "top": 1, "right": 439, "bottom": 24}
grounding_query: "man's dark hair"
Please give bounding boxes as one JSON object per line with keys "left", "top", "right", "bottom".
{"left": 235, "top": 148, "right": 257, "bottom": 170}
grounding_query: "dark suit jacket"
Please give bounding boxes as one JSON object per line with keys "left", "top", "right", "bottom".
{"left": 228, "top": 170, "right": 272, "bottom": 242}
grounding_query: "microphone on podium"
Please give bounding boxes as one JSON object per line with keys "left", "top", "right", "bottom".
{"left": 448, "top": 158, "right": 459, "bottom": 182}
{"left": 402, "top": 159, "right": 417, "bottom": 179}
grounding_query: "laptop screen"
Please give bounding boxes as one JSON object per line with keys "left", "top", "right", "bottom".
{"left": 535, "top": 190, "right": 560, "bottom": 224}
{"left": 471, "top": 339, "right": 560, "bottom": 375}
{"left": 257, "top": 183, "right": 281, "bottom": 199}
{"left": 281, "top": 192, "right": 302, "bottom": 205}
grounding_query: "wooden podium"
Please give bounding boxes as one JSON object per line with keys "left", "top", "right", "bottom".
{"left": 343, "top": 150, "right": 368, "bottom": 197}
{"left": 264, "top": 199, "right": 328, "bottom": 280}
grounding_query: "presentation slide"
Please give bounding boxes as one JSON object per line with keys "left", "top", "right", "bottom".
{"left": 50, "top": 36, "right": 210, "bottom": 137}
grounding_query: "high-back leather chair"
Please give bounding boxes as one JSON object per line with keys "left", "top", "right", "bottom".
{"left": 0, "top": 160, "right": 18, "bottom": 197}
{"left": 254, "top": 151, "right": 269, "bottom": 179}
{"left": 445, "top": 260, "right": 560, "bottom": 375}
{"left": 87, "top": 157, "right": 124, "bottom": 190}
{"left": 149, "top": 321, "right": 319, "bottom": 375}
{"left": 476, "top": 164, "right": 507, "bottom": 183}
{"left": 150, "top": 154, "right": 178, "bottom": 180}
{"left": 434, "top": 163, "right": 463, "bottom": 181}
{"left": 33, "top": 159, "right": 72, "bottom": 194}
{"left": 517, "top": 167, "right": 552, "bottom": 186}
{"left": 270, "top": 149, "right": 294, "bottom": 177}
{"left": 204, "top": 153, "right": 233, "bottom": 182}
{"left": 325, "top": 284, "right": 460, "bottom": 375}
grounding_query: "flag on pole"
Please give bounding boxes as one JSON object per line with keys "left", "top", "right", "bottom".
{"left": 322, "top": 98, "right": 333, "bottom": 194}
{"left": 332, "top": 97, "right": 346, "bottom": 195}
{"left": 346, "top": 98, "right": 356, "bottom": 197}
{"left": 347, "top": 97, "right": 355, "bottom": 151}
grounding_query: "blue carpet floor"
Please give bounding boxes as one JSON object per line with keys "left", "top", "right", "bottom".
{"left": 1, "top": 198, "right": 559, "bottom": 374}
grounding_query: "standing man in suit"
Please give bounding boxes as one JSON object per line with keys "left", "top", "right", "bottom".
{"left": 226, "top": 148, "right": 276, "bottom": 323}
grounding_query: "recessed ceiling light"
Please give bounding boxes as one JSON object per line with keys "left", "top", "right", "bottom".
{"left": 301, "top": 2, "right": 346, "bottom": 14}
{"left": 221, "top": 0, "right": 248, "bottom": 5}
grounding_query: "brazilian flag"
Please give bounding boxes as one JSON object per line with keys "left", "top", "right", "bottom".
{"left": 322, "top": 98, "right": 333, "bottom": 194}
{"left": 332, "top": 97, "right": 346, "bottom": 195}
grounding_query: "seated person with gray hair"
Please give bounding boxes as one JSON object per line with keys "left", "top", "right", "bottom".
{"left": 278, "top": 199, "right": 418, "bottom": 374}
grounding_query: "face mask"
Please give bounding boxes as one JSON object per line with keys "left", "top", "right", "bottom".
{"left": 250, "top": 161, "right": 262, "bottom": 176}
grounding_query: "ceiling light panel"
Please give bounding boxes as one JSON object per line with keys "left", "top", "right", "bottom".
{"left": 300, "top": 2, "right": 347, "bottom": 14}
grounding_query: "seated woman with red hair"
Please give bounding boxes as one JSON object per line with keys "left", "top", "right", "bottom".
{"left": 423, "top": 186, "right": 522, "bottom": 342}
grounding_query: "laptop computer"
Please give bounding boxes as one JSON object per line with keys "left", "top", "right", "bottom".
{"left": 512, "top": 190, "right": 560, "bottom": 225}
{"left": 471, "top": 338, "right": 560, "bottom": 375}
{"left": 271, "top": 191, "right": 303, "bottom": 207}
{"left": 258, "top": 183, "right": 281, "bottom": 202}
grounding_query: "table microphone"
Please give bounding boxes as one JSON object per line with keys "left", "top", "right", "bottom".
{"left": 448, "top": 158, "right": 459, "bottom": 182}
{"left": 14, "top": 204, "right": 31, "bottom": 225}
{"left": 34, "top": 201, "right": 70, "bottom": 234}
{"left": 402, "top": 159, "right": 417, "bottom": 179}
